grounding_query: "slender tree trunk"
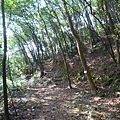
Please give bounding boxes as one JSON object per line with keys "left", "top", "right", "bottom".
{"left": 105, "top": 0, "right": 120, "bottom": 64}
{"left": 85, "top": 9, "right": 98, "bottom": 48}
{"left": 51, "top": 21, "right": 72, "bottom": 89}
{"left": 83, "top": 0, "right": 117, "bottom": 63}
{"left": 1, "top": 0, "right": 10, "bottom": 119}
{"left": 62, "top": 0, "right": 96, "bottom": 91}
{"left": 58, "top": 40, "right": 72, "bottom": 89}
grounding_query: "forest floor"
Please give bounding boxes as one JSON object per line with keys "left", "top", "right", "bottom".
{"left": 0, "top": 44, "right": 120, "bottom": 120}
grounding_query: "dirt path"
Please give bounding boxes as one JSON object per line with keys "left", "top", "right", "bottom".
{"left": 7, "top": 60, "right": 120, "bottom": 120}
{"left": 29, "top": 61, "right": 120, "bottom": 119}
{"left": 28, "top": 60, "right": 84, "bottom": 120}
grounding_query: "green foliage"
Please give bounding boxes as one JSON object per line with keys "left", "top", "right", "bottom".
{"left": 93, "top": 41, "right": 105, "bottom": 51}
{"left": 115, "top": 23, "right": 120, "bottom": 33}
{"left": 0, "top": 76, "right": 26, "bottom": 97}
{"left": 69, "top": 70, "right": 77, "bottom": 78}
{"left": 7, "top": 78, "right": 25, "bottom": 96}
{"left": 77, "top": 72, "right": 86, "bottom": 81}
{"left": 109, "top": 78, "right": 120, "bottom": 91}
{"left": 57, "top": 61, "right": 66, "bottom": 80}
{"left": 82, "top": 27, "right": 90, "bottom": 40}
{"left": 0, "top": 77, "right": 3, "bottom": 97}
{"left": 7, "top": 55, "right": 26, "bottom": 77}
{"left": 2, "top": 0, "right": 120, "bottom": 94}
{"left": 86, "top": 105, "right": 93, "bottom": 119}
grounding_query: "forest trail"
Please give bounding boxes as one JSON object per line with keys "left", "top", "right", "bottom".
{"left": 7, "top": 59, "right": 120, "bottom": 120}
{"left": 0, "top": 60, "right": 120, "bottom": 120}
{"left": 24, "top": 60, "right": 84, "bottom": 120}
{"left": 2, "top": 0, "right": 120, "bottom": 119}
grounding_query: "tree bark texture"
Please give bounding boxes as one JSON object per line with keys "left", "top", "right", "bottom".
{"left": 105, "top": 0, "right": 120, "bottom": 64}
{"left": 62, "top": 0, "right": 96, "bottom": 91}
{"left": 1, "top": 0, "right": 10, "bottom": 119}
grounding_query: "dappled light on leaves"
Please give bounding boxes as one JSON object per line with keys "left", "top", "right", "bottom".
{"left": 0, "top": 0, "right": 120, "bottom": 119}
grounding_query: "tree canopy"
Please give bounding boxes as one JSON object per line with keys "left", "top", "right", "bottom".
{"left": 0, "top": 0, "right": 120, "bottom": 119}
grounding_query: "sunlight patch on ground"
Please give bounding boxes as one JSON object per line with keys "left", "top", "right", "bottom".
{"left": 44, "top": 96, "right": 53, "bottom": 100}
{"left": 27, "top": 88, "right": 40, "bottom": 91}
{"left": 67, "top": 108, "right": 80, "bottom": 115}
{"left": 48, "top": 84, "right": 57, "bottom": 88}
{"left": 94, "top": 96, "right": 101, "bottom": 101}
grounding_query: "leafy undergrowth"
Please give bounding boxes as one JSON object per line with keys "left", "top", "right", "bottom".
{"left": 0, "top": 48, "right": 120, "bottom": 120}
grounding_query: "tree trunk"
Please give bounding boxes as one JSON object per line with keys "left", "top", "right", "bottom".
{"left": 85, "top": 9, "right": 98, "bottom": 48}
{"left": 105, "top": 0, "right": 120, "bottom": 64}
{"left": 58, "top": 40, "right": 72, "bottom": 89}
{"left": 1, "top": 0, "right": 10, "bottom": 119}
{"left": 51, "top": 20, "right": 72, "bottom": 89}
{"left": 62, "top": 0, "right": 96, "bottom": 91}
